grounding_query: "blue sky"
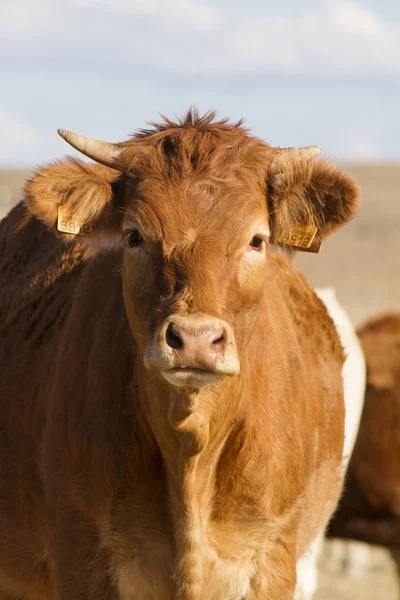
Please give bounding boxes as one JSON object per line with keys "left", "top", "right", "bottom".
{"left": 1, "top": 0, "right": 399, "bottom": 166}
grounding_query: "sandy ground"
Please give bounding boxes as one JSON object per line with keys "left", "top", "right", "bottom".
{"left": 1, "top": 164, "right": 399, "bottom": 599}
{"left": 316, "top": 542, "right": 400, "bottom": 600}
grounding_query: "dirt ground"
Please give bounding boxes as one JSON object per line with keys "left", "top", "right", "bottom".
{"left": 1, "top": 164, "right": 399, "bottom": 599}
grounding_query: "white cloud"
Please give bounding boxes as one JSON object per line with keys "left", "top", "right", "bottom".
{"left": 0, "top": 0, "right": 58, "bottom": 39}
{"left": 231, "top": 1, "right": 400, "bottom": 75}
{"left": 92, "top": 0, "right": 221, "bottom": 32}
{"left": 0, "top": 0, "right": 399, "bottom": 77}
{"left": 331, "top": 1, "right": 385, "bottom": 37}
{"left": 0, "top": 0, "right": 219, "bottom": 42}
{"left": 1, "top": 1, "right": 399, "bottom": 165}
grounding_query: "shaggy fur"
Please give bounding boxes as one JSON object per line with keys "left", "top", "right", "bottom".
{"left": 0, "top": 110, "right": 360, "bottom": 599}
{"left": 267, "top": 155, "right": 359, "bottom": 247}
{"left": 25, "top": 160, "right": 121, "bottom": 242}
{"left": 329, "top": 312, "right": 400, "bottom": 549}
{"left": 25, "top": 110, "right": 359, "bottom": 250}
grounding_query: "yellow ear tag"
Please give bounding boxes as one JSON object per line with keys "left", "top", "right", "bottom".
{"left": 57, "top": 206, "right": 93, "bottom": 236}
{"left": 278, "top": 224, "right": 319, "bottom": 252}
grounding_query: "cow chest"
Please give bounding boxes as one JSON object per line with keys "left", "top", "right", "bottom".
{"left": 109, "top": 513, "right": 258, "bottom": 599}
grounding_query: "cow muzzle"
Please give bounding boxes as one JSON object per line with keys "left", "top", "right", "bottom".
{"left": 144, "top": 314, "right": 240, "bottom": 389}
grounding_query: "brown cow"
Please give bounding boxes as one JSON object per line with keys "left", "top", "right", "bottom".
{"left": 329, "top": 312, "right": 400, "bottom": 550}
{"left": 0, "top": 110, "right": 359, "bottom": 599}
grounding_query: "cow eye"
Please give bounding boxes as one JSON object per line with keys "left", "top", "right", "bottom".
{"left": 127, "top": 229, "right": 144, "bottom": 248}
{"left": 250, "top": 235, "right": 264, "bottom": 250}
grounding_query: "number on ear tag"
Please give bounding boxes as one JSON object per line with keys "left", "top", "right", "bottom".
{"left": 278, "top": 224, "right": 319, "bottom": 252}
{"left": 57, "top": 206, "right": 93, "bottom": 236}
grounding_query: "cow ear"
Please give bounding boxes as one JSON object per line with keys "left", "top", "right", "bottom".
{"left": 267, "top": 153, "right": 360, "bottom": 252}
{"left": 24, "top": 158, "right": 123, "bottom": 246}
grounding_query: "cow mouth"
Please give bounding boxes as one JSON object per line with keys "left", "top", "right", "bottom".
{"left": 160, "top": 367, "right": 221, "bottom": 389}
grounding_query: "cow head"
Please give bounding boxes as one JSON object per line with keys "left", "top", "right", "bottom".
{"left": 26, "top": 111, "right": 359, "bottom": 392}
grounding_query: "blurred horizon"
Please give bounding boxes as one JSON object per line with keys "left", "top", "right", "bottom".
{"left": 1, "top": 0, "right": 400, "bottom": 167}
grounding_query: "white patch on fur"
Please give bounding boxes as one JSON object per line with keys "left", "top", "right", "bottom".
{"left": 315, "top": 287, "right": 366, "bottom": 469}
{"left": 294, "top": 288, "right": 366, "bottom": 600}
{"left": 295, "top": 534, "right": 324, "bottom": 600}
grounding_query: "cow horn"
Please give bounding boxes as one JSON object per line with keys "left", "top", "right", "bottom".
{"left": 273, "top": 145, "right": 321, "bottom": 168}
{"left": 57, "top": 129, "right": 124, "bottom": 169}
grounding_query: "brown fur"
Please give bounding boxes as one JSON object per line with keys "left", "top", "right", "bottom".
{"left": 267, "top": 154, "right": 359, "bottom": 246}
{"left": 1, "top": 110, "right": 359, "bottom": 599}
{"left": 25, "top": 110, "right": 359, "bottom": 248}
{"left": 329, "top": 313, "right": 400, "bottom": 549}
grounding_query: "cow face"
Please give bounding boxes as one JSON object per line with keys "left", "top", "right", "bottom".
{"left": 120, "top": 173, "right": 271, "bottom": 390}
{"left": 26, "top": 111, "right": 359, "bottom": 391}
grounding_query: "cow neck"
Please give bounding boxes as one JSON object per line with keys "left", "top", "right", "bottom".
{"left": 137, "top": 366, "right": 247, "bottom": 478}
{"left": 137, "top": 365, "right": 252, "bottom": 594}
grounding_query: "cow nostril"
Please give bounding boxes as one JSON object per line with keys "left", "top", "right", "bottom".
{"left": 212, "top": 331, "right": 226, "bottom": 346}
{"left": 166, "top": 323, "right": 184, "bottom": 350}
